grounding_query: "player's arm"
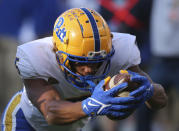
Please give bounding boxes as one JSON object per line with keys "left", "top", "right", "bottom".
{"left": 127, "top": 65, "right": 168, "bottom": 110}
{"left": 23, "top": 78, "right": 86, "bottom": 125}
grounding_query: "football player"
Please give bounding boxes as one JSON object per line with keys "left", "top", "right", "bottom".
{"left": 1, "top": 8, "right": 167, "bottom": 131}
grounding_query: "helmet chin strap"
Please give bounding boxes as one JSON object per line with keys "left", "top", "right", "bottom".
{"left": 65, "top": 73, "right": 92, "bottom": 92}
{"left": 65, "top": 73, "right": 97, "bottom": 93}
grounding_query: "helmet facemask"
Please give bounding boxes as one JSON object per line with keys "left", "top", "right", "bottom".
{"left": 56, "top": 47, "right": 114, "bottom": 92}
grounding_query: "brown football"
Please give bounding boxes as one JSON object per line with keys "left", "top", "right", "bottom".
{"left": 104, "top": 70, "right": 139, "bottom": 97}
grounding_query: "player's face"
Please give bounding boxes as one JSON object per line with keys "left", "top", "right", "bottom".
{"left": 74, "top": 63, "right": 102, "bottom": 76}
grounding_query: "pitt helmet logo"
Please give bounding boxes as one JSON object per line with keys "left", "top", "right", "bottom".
{"left": 54, "top": 17, "right": 66, "bottom": 42}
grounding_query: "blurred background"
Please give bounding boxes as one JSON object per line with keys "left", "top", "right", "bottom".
{"left": 0, "top": 0, "right": 179, "bottom": 131}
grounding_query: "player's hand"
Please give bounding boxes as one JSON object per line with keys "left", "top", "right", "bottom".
{"left": 128, "top": 71, "right": 154, "bottom": 103}
{"left": 82, "top": 80, "right": 137, "bottom": 117}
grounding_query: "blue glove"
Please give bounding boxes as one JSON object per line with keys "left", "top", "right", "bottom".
{"left": 82, "top": 80, "right": 137, "bottom": 117}
{"left": 128, "top": 71, "right": 154, "bottom": 103}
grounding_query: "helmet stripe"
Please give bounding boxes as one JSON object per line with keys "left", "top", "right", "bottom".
{"left": 80, "top": 8, "right": 100, "bottom": 52}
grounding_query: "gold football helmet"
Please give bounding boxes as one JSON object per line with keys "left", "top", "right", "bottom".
{"left": 53, "top": 8, "right": 114, "bottom": 91}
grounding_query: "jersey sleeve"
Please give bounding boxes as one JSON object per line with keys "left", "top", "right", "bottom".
{"left": 15, "top": 46, "right": 48, "bottom": 80}
{"left": 15, "top": 47, "right": 37, "bottom": 79}
{"left": 126, "top": 41, "right": 141, "bottom": 69}
{"left": 109, "top": 33, "right": 141, "bottom": 76}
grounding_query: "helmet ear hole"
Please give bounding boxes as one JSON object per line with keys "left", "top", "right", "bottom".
{"left": 56, "top": 52, "right": 64, "bottom": 64}
{"left": 53, "top": 42, "right": 58, "bottom": 53}
{"left": 110, "top": 33, "right": 113, "bottom": 38}
{"left": 59, "top": 56, "right": 63, "bottom": 64}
